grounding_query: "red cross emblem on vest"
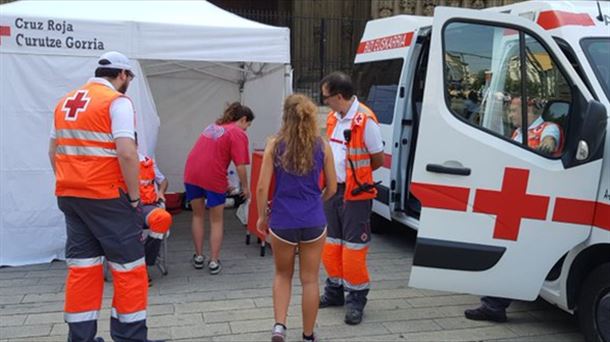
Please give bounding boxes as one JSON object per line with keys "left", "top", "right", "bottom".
{"left": 473, "top": 167, "right": 549, "bottom": 241}
{"left": 354, "top": 113, "right": 364, "bottom": 126}
{"left": 62, "top": 90, "right": 91, "bottom": 121}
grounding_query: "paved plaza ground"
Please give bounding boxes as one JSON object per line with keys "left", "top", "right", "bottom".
{"left": 0, "top": 209, "right": 585, "bottom": 341}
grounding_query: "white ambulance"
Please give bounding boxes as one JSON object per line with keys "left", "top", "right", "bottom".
{"left": 353, "top": 1, "right": 609, "bottom": 340}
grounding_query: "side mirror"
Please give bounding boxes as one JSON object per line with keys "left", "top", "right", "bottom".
{"left": 574, "top": 100, "right": 607, "bottom": 163}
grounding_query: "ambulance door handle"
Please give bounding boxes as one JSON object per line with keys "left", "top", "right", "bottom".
{"left": 426, "top": 163, "right": 471, "bottom": 176}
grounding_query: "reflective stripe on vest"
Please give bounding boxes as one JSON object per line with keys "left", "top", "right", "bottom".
{"left": 326, "top": 103, "right": 379, "bottom": 201}
{"left": 56, "top": 129, "right": 113, "bottom": 142}
{"left": 66, "top": 256, "right": 104, "bottom": 267}
{"left": 56, "top": 145, "right": 117, "bottom": 157}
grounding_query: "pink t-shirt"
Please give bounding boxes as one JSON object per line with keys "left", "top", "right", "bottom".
{"left": 184, "top": 123, "right": 250, "bottom": 193}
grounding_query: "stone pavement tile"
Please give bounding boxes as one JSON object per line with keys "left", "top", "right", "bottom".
{"left": 315, "top": 322, "right": 391, "bottom": 340}
{"left": 505, "top": 321, "right": 580, "bottom": 337}
{"left": 326, "top": 333, "right": 413, "bottom": 341}
{"left": 24, "top": 269, "right": 67, "bottom": 279}
{"left": 0, "top": 295, "right": 24, "bottom": 305}
{"left": 0, "top": 272, "right": 28, "bottom": 280}
{"left": 22, "top": 292, "right": 64, "bottom": 304}
{"left": 148, "top": 304, "right": 175, "bottom": 316}
{"left": 382, "top": 319, "right": 443, "bottom": 333}
{"left": 171, "top": 322, "right": 230, "bottom": 339}
{"left": 24, "top": 312, "right": 64, "bottom": 325}
{"left": 351, "top": 307, "right": 448, "bottom": 324}
{"left": 367, "top": 287, "right": 423, "bottom": 300}
{"left": 182, "top": 291, "right": 225, "bottom": 302}
{"left": 433, "top": 312, "right": 531, "bottom": 330}
{"left": 36, "top": 276, "right": 65, "bottom": 285}
{"left": 0, "top": 302, "right": 63, "bottom": 316}
{"left": 0, "top": 284, "right": 62, "bottom": 296}
{"left": 486, "top": 332, "right": 584, "bottom": 342}
{"left": 400, "top": 325, "right": 517, "bottom": 341}
{"left": 229, "top": 317, "right": 275, "bottom": 334}
{"left": 204, "top": 307, "right": 274, "bottom": 323}
{"left": 366, "top": 298, "right": 412, "bottom": 310}
{"left": 406, "top": 294, "right": 481, "bottom": 308}
{"left": 0, "top": 278, "right": 38, "bottom": 288}
{"left": 212, "top": 331, "right": 270, "bottom": 341}
{"left": 0, "top": 324, "right": 52, "bottom": 339}
{"left": 8, "top": 336, "right": 66, "bottom": 342}
{"left": 175, "top": 298, "right": 255, "bottom": 313}
{"left": 146, "top": 313, "right": 204, "bottom": 328}
{"left": 528, "top": 308, "right": 575, "bottom": 321}
{"left": 0, "top": 315, "right": 26, "bottom": 327}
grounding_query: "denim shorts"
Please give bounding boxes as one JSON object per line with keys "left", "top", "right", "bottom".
{"left": 269, "top": 226, "right": 327, "bottom": 246}
{"left": 184, "top": 183, "right": 226, "bottom": 208}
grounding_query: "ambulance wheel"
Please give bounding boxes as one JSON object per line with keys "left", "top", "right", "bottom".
{"left": 577, "top": 262, "right": 610, "bottom": 342}
{"left": 370, "top": 213, "right": 389, "bottom": 234}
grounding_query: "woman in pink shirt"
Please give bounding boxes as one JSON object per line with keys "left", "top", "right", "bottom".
{"left": 184, "top": 102, "right": 254, "bottom": 274}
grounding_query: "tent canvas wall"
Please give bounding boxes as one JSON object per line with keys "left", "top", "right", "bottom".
{"left": 0, "top": 0, "right": 291, "bottom": 266}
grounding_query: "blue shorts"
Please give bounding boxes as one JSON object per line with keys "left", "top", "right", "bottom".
{"left": 184, "top": 183, "right": 226, "bottom": 208}
{"left": 269, "top": 226, "right": 327, "bottom": 246}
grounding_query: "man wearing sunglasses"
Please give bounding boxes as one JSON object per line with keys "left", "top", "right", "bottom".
{"left": 319, "top": 71, "right": 384, "bottom": 325}
{"left": 49, "top": 51, "right": 161, "bottom": 342}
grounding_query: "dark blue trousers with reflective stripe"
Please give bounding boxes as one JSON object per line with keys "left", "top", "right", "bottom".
{"left": 59, "top": 191, "right": 148, "bottom": 342}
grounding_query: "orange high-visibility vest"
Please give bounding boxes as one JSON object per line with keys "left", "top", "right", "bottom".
{"left": 139, "top": 157, "right": 157, "bottom": 205}
{"left": 512, "top": 121, "right": 564, "bottom": 156}
{"left": 54, "top": 82, "right": 128, "bottom": 199}
{"left": 326, "top": 103, "right": 378, "bottom": 201}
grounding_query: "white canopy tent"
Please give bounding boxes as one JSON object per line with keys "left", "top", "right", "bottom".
{"left": 0, "top": 0, "right": 291, "bottom": 266}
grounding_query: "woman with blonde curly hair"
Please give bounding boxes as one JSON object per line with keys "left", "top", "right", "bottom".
{"left": 256, "top": 94, "right": 337, "bottom": 342}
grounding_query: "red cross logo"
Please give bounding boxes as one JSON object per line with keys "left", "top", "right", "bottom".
{"left": 354, "top": 113, "right": 364, "bottom": 126}
{"left": 0, "top": 26, "right": 10, "bottom": 46}
{"left": 62, "top": 90, "right": 91, "bottom": 121}
{"left": 473, "top": 168, "right": 549, "bottom": 241}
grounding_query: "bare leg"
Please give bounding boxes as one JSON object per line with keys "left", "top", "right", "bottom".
{"left": 299, "top": 232, "right": 326, "bottom": 336}
{"left": 270, "top": 234, "right": 296, "bottom": 326}
{"left": 208, "top": 204, "right": 225, "bottom": 261}
{"left": 190, "top": 198, "right": 205, "bottom": 256}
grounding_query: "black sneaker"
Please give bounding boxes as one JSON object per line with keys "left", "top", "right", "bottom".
{"left": 464, "top": 306, "right": 507, "bottom": 322}
{"left": 192, "top": 254, "right": 205, "bottom": 269}
{"left": 319, "top": 294, "right": 344, "bottom": 308}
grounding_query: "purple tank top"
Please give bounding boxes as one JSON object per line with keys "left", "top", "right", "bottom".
{"left": 268, "top": 139, "right": 326, "bottom": 229}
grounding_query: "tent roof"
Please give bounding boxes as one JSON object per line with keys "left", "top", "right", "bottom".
{"left": 0, "top": 0, "right": 290, "bottom": 63}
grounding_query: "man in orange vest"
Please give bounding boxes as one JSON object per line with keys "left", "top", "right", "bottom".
{"left": 49, "top": 51, "right": 160, "bottom": 342}
{"left": 319, "top": 72, "right": 384, "bottom": 325}
{"left": 138, "top": 150, "right": 172, "bottom": 270}
{"left": 508, "top": 96, "right": 562, "bottom": 155}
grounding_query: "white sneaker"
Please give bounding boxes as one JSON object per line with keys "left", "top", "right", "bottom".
{"left": 271, "top": 323, "right": 286, "bottom": 342}
{"left": 208, "top": 260, "right": 222, "bottom": 275}
{"left": 192, "top": 254, "right": 205, "bottom": 269}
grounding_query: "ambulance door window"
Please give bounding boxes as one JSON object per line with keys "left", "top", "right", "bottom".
{"left": 443, "top": 22, "right": 572, "bottom": 158}
{"left": 443, "top": 22, "right": 519, "bottom": 139}
{"left": 522, "top": 34, "right": 571, "bottom": 156}
{"left": 352, "top": 59, "right": 404, "bottom": 124}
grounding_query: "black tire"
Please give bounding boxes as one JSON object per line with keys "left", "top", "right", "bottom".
{"left": 577, "top": 262, "right": 610, "bottom": 342}
{"left": 370, "top": 213, "right": 390, "bottom": 234}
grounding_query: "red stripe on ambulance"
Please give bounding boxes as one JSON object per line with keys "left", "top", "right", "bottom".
{"left": 410, "top": 183, "right": 470, "bottom": 212}
{"left": 357, "top": 32, "right": 414, "bottom": 55}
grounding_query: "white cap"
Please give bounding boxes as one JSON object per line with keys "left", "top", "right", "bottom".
{"left": 97, "top": 51, "right": 133, "bottom": 72}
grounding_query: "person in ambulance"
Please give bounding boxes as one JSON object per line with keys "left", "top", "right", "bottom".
{"left": 465, "top": 95, "right": 564, "bottom": 323}
{"left": 49, "top": 51, "right": 161, "bottom": 342}
{"left": 508, "top": 96, "right": 563, "bottom": 155}
{"left": 319, "top": 72, "right": 384, "bottom": 325}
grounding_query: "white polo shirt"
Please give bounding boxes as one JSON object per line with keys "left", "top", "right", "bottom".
{"left": 512, "top": 116, "right": 560, "bottom": 144}
{"left": 328, "top": 97, "right": 384, "bottom": 183}
{"left": 50, "top": 77, "right": 135, "bottom": 140}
